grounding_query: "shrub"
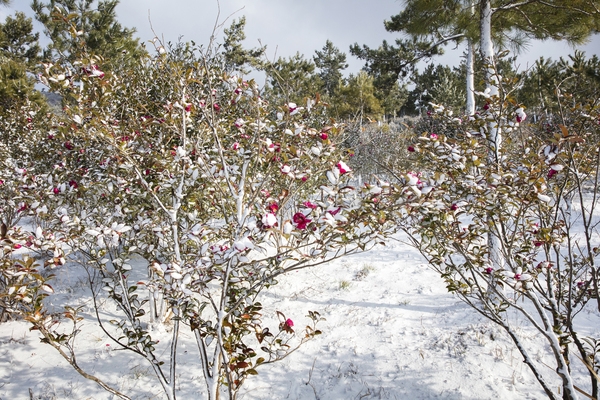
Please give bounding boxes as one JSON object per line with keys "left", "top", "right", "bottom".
{"left": 391, "top": 85, "right": 600, "bottom": 399}
{"left": 2, "top": 32, "right": 395, "bottom": 399}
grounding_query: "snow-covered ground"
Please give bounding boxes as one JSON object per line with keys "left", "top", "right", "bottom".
{"left": 0, "top": 234, "right": 596, "bottom": 399}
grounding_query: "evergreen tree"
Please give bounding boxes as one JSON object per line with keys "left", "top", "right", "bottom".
{"left": 222, "top": 16, "right": 264, "bottom": 74}
{"left": 332, "top": 71, "right": 382, "bottom": 122}
{"left": 0, "top": 12, "right": 46, "bottom": 114}
{"left": 405, "top": 64, "right": 465, "bottom": 115}
{"left": 0, "top": 12, "right": 41, "bottom": 68}
{"left": 31, "top": 0, "right": 146, "bottom": 66}
{"left": 264, "top": 52, "right": 322, "bottom": 105}
{"left": 313, "top": 40, "right": 347, "bottom": 97}
{"left": 354, "top": 0, "right": 600, "bottom": 115}
{"left": 518, "top": 51, "right": 600, "bottom": 119}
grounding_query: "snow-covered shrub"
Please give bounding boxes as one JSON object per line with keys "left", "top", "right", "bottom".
{"left": 2, "top": 33, "right": 396, "bottom": 399}
{"left": 391, "top": 86, "right": 600, "bottom": 400}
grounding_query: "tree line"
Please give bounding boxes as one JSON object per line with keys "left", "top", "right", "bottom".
{"left": 2, "top": 0, "right": 599, "bottom": 124}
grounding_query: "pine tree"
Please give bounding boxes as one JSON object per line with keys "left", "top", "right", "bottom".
{"left": 264, "top": 52, "right": 322, "bottom": 105}
{"left": 0, "top": 12, "right": 41, "bottom": 68}
{"left": 31, "top": 0, "right": 146, "bottom": 66}
{"left": 0, "top": 12, "right": 46, "bottom": 114}
{"left": 222, "top": 16, "right": 264, "bottom": 74}
{"left": 313, "top": 40, "right": 347, "bottom": 97}
{"left": 332, "top": 71, "right": 382, "bottom": 122}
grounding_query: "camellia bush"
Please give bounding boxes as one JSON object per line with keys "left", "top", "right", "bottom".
{"left": 1, "top": 17, "right": 396, "bottom": 399}
{"left": 390, "top": 84, "right": 600, "bottom": 400}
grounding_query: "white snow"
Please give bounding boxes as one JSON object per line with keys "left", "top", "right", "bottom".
{"left": 0, "top": 234, "right": 596, "bottom": 399}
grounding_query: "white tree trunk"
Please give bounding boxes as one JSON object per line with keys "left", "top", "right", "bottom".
{"left": 465, "top": 1, "right": 476, "bottom": 116}
{"left": 465, "top": 39, "right": 475, "bottom": 115}
{"left": 480, "top": 0, "right": 505, "bottom": 273}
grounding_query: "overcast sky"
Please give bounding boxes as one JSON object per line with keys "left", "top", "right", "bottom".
{"left": 4, "top": 0, "right": 600, "bottom": 76}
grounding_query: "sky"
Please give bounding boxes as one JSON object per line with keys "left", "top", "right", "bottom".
{"left": 3, "top": 0, "right": 600, "bottom": 77}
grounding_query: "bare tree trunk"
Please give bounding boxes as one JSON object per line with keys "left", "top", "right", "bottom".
{"left": 465, "top": 1, "right": 476, "bottom": 116}
{"left": 466, "top": 40, "right": 475, "bottom": 115}
{"left": 479, "top": 0, "right": 505, "bottom": 275}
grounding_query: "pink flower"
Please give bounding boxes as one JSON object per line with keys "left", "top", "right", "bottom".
{"left": 328, "top": 207, "right": 341, "bottom": 216}
{"left": 547, "top": 169, "right": 558, "bottom": 178}
{"left": 185, "top": 104, "right": 192, "bottom": 112}
{"left": 13, "top": 243, "right": 22, "bottom": 249}
{"left": 232, "top": 142, "right": 240, "bottom": 150}
{"left": 69, "top": 180, "right": 78, "bottom": 189}
{"left": 234, "top": 118, "right": 245, "bottom": 128}
{"left": 64, "top": 141, "right": 73, "bottom": 150}
{"left": 320, "top": 133, "right": 328, "bottom": 140}
{"left": 336, "top": 161, "right": 351, "bottom": 175}
{"left": 288, "top": 103, "right": 298, "bottom": 115}
{"left": 270, "top": 142, "right": 281, "bottom": 152}
{"left": 484, "top": 267, "right": 493, "bottom": 274}
{"left": 292, "top": 212, "right": 311, "bottom": 230}
{"left": 285, "top": 318, "right": 294, "bottom": 328}
{"left": 301, "top": 176, "right": 308, "bottom": 182}
{"left": 407, "top": 145, "right": 415, "bottom": 152}
{"left": 430, "top": 133, "right": 438, "bottom": 140}
{"left": 213, "top": 103, "right": 220, "bottom": 112}
{"left": 303, "top": 201, "right": 318, "bottom": 209}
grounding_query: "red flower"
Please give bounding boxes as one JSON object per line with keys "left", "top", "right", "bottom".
{"left": 292, "top": 212, "right": 311, "bottom": 230}
{"left": 69, "top": 180, "right": 78, "bottom": 189}
{"left": 320, "top": 133, "right": 328, "bottom": 140}
{"left": 64, "top": 141, "right": 73, "bottom": 150}
{"left": 53, "top": 187, "right": 60, "bottom": 194}
{"left": 328, "top": 207, "right": 341, "bottom": 216}
{"left": 303, "top": 201, "right": 318, "bottom": 209}
{"left": 336, "top": 161, "right": 351, "bottom": 175}
{"left": 407, "top": 145, "right": 415, "bottom": 152}
{"left": 267, "top": 203, "right": 279, "bottom": 213}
